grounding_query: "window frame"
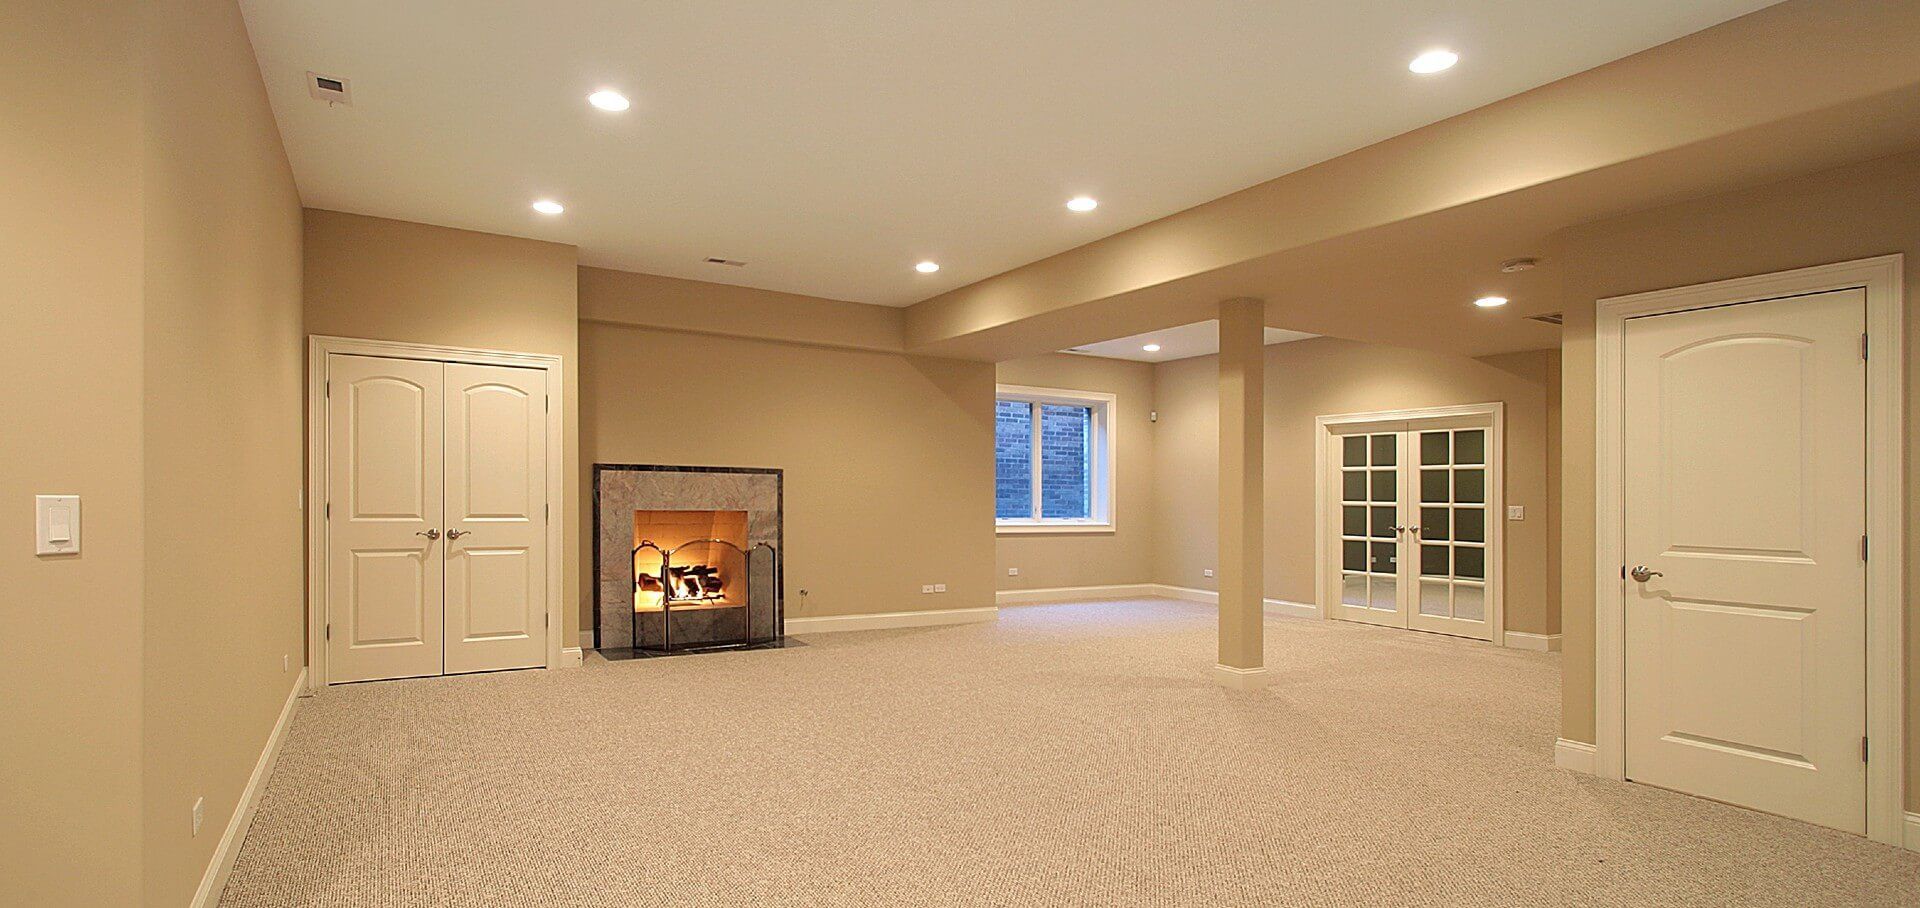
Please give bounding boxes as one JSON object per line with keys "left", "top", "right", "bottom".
{"left": 994, "top": 383, "right": 1117, "bottom": 534}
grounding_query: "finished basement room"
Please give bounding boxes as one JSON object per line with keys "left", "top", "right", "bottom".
{"left": 5, "top": 1, "right": 1919, "bottom": 906}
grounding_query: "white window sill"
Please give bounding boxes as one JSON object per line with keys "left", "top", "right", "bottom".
{"left": 996, "top": 521, "right": 1115, "bottom": 536}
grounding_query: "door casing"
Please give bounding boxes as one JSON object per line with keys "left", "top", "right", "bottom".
{"left": 1314, "top": 402, "right": 1507, "bottom": 647}
{"left": 306, "top": 335, "right": 566, "bottom": 691}
{"left": 1593, "top": 255, "right": 1905, "bottom": 845}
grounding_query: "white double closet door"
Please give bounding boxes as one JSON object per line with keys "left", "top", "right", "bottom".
{"left": 1325, "top": 414, "right": 1497, "bottom": 641}
{"left": 325, "top": 354, "right": 549, "bottom": 683}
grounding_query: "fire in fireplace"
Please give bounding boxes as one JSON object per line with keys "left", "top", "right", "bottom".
{"left": 632, "top": 510, "right": 749, "bottom": 612}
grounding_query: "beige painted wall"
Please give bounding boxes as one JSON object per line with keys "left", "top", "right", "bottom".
{"left": 303, "top": 209, "right": 583, "bottom": 639}
{"left": 140, "top": 1, "right": 307, "bottom": 904}
{"left": 1551, "top": 148, "right": 1920, "bottom": 810}
{"left": 1152, "top": 338, "right": 1560, "bottom": 635}
{"left": 994, "top": 354, "right": 1157, "bottom": 592}
{"left": 580, "top": 321, "right": 994, "bottom": 631}
{"left": 0, "top": 3, "right": 146, "bottom": 904}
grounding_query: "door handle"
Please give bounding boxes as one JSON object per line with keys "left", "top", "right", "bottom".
{"left": 1629, "top": 565, "right": 1663, "bottom": 583}
{"left": 415, "top": 528, "right": 440, "bottom": 540}
{"left": 446, "top": 529, "right": 470, "bottom": 540}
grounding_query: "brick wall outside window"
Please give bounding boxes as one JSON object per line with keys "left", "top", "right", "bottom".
{"left": 1038, "top": 404, "right": 1091, "bottom": 519}
{"left": 994, "top": 400, "right": 1033, "bottom": 519}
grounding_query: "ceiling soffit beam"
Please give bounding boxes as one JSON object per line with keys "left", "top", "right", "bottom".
{"left": 902, "top": 0, "right": 1920, "bottom": 354}
{"left": 579, "top": 265, "right": 909, "bottom": 354}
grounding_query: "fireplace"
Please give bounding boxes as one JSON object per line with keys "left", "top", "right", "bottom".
{"left": 594, "top": 465, "right": 785, "bottom": 656}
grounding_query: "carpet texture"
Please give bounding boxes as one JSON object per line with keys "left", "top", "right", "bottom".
{"left": 220, "top": 600, "right": 1919, "bottom": 907}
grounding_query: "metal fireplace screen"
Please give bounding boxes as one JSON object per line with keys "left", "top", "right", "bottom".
{"left": 631, "top": 509, "right": 780, "bottom": 653}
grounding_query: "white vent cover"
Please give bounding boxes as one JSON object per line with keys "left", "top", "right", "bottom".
{"left": 307, "top": 72, "right": 352, "bottom": 105}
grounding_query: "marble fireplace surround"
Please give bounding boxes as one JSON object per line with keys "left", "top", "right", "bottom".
{"left": 594, "top": 464, "right": 783, "bottom": 650}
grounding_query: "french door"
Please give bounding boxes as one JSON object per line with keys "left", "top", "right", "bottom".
{"left": 1321, "top": 408, "right": 1500, "bottom": 641}
{"left": 324, "top": 353, "right": 549, "bottom": 683}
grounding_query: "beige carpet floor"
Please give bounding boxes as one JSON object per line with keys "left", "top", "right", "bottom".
{"left": 221, "top": 600, "right": 1919, "bottom": 907}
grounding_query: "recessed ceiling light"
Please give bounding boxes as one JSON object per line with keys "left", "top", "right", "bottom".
{"left": 915, "top": 261, "right": 940, "bottom": 273}
{"left": 1409, "top": 49, "right": 1459, "bottom": 74}
{"left": 587, "top": 90, "right": 630, "bottom": 112}
{"left": 1066, "top": 196, "right": 1098, "bottom": 212}
{"left": 1141, "top": 343, "right": 1161, "bottom": 352}
{"left": 531, "top": 199, "right": 565, "bottom": 215}
{"left": 1474, "top": 296, "right": 1509, "bottom": 308}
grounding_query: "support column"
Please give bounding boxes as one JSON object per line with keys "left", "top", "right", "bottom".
{"left": 1215, "top": 298, "right": 1268, "bottom": 689}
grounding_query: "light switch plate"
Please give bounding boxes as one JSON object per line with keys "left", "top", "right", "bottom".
{"left": 1506, "top": 505, "right": 1525, "bottom": 520}
{"left": 35, "top": 495, "right": 81, "bottom": 555}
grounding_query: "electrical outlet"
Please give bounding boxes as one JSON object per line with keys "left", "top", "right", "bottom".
{"left": 921, "top": 584, "right": 935, "bottom": 594}
{"left": 1203, "top": 569, "right": 1214, "bottom": 578}
{"left": 282, "top": 654, "right": 289, "bottom": 673}
{"left": 1507, "top": 505, "right": 1525, "bottom": 520}
{"left": 934, "top": 584, "right": 947, "bottom": 593}
{"left": 1007, "top": 567, "right": 1019, "bottom": 576}
{"left": 191, "top": 797, "right": 204, "bottom": 836}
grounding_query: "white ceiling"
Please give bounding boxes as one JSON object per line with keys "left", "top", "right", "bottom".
{"left": 240, "top": 0, "right": 1776, "bottom": 307}
{"left": 1065, "top": 322, "right": 1317, "bottom": 363}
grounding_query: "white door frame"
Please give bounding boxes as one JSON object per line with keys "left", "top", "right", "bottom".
{"left": 1593, "top": 255, "right": 1904, "bottom": 845}
{"left": 306, "top": 335, "right": 566, "bottom": 691}
{"left": 1314, "top": 402, "right": 1507, "bottom": 646}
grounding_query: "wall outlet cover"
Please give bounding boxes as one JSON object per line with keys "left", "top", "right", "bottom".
{"left": 1007, "top": 567, "right": 1019, "bottom": 576}
{"left": 1507, "top": 505, "right": 1526, "bottom": 520}
{"left": 934, "top": 584, "right": 947, "bottom": 593}
{"left": 1203, "top": 569, "right": 1215, "bottom": 578}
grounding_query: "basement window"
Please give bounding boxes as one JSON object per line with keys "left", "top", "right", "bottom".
{"left": 995, "top": 384, "right": 1115, "bottom": 534}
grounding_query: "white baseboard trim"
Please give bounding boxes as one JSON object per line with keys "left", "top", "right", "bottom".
{"left": 1505, "top": 631, "right": 1563, "bottom": 652}
{"left": 1149, "top": 584, "right": 1322, "bottom": 619}
{"left": 996, "top": 584, "right": 1160, "bottom": 605}
{"left": 785, "top": 606, "right": 999, "bottom": 634}
{"left": 560, "top": 646, "right": 584, "bottom": 667}
{"left": 1906, "top": 811, "right": 1920, "bottom": 853}
{"left": 1213, "top": 663, "right": 1272, "bottom": 690}
{"left": 192, "top": 669, "right": 305, "bottom": 908}
{"left": 1554, "top": 738, "right": 1597, "bottom": 775}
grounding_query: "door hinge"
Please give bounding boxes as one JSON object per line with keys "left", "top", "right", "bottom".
{"left": 325, "top": 379, "right": 331, "bottom": 397}
{"left": 325, "top": 623, "right": 331, "bottom": 641}
{"left": 1861, "top": 534, "right": 1869, "bottom": 561}
{"left": 1862, "top": 736, "right": 1870, "bottom": 762}
{"left": 1861, "top": 333, "right": 1869, "bottom": 360}
{"left": 545, "top": 394, "right": 550, "bottom": 413}
{"left": 325, "top": 501, "right": 330, "bottom": 519}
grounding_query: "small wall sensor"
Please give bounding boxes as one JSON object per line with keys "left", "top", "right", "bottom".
{"left": 307, "top": 72, "right": 352, "bottom": 106}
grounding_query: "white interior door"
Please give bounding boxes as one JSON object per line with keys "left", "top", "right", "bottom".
{"left": 1621, "top": 288, "right": 1866, "bottom": 833}
{"left": 442, "top": 363, "right": 549, "bottom": 674}
{"left": 1325, "top": 413, "right": 1497, "bottom": 641}
{"left": 325, "top": 354, "right": 445, "bottom": 682}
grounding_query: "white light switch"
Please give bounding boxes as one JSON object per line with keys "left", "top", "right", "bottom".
{"left": 36, "top": 495, "right": 81, "bottom": 555}
{"left": 1507, "top": 505, "right": 1525, "bottom": 521}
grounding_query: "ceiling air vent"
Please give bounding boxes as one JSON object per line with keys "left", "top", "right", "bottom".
{"left": 704, "top": 257, "right": 747, "bottom": 267}
{"left": 307, "top": 72, "right": 352, "bottom": 105}
{"left": 1527, "top": 313, "right": 1564, "bottom": 326}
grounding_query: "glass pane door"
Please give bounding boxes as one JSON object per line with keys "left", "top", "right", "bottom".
{"left": 1409, "top": 427, "right": 1492, "bottom": 638}
{"left": 1333, "top": 430, "right": 1405, "bottom": 625}
{"left": 1324, "top": 413, "right": 1497, "bottom": 642}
